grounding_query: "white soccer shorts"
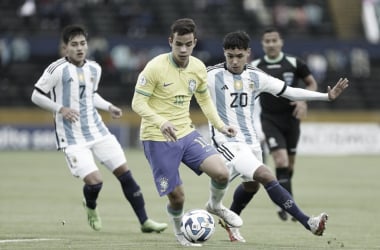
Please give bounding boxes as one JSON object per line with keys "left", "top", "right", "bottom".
{"left": 63, "top": 134, "right": 127, "bottom": 179}
{"left": 219, "top": 142, "right": 263, "bottom": 182}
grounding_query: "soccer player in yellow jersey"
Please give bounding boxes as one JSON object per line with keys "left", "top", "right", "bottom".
{"left": 132, "top": 18, "right": 242, "bottom": 247}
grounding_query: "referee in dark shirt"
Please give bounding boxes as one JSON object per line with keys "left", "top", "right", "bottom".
{"left": 251, "top": 27, "right": 318, "bottom": 221}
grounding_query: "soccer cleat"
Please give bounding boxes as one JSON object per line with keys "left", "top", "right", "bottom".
{"left": 307, "top": 213, "right": 328, "bottom": 236}
{"left": 82, "top": 200, "right": 102, "bottom": 231}
{"left": 141, "top": 219, "right": 168, "bottom": 233}
{"left": 206, "top": 202, "right": 243, "bottom": 228}
{"left": 277, "top": 209, "right": 288, "bottom": 221}
{"left": 219, "top": 219, "right": 246, "bottom": 242}
{"left": 175, "top": 233, "right": 202, "bottom": 247}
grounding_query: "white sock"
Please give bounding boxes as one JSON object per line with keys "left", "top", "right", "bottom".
{"left": 167, "top": 206, "right": 183, "bottom": 234}
{"left": 208, "top": 180, "right": 227, "bottom": 209}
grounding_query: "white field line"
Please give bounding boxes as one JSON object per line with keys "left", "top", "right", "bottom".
{"left": 0, "top": 238, "right": 61, "bottom": 243}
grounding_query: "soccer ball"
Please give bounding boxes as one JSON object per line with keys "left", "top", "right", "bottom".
{"left": 180, "top": 209, "right": 215, "bottom": 243}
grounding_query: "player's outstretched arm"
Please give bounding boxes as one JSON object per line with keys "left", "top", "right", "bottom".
{"left": 327, "top": 78, "right": 349, "bottom": 101}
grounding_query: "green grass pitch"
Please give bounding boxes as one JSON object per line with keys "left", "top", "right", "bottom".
{"left": 1, "top": 150, "right": 379, "bottom": 249}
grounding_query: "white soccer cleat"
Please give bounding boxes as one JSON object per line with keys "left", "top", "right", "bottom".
{"left": 307, "top": 212, "right": 328, "bottom": 236}
{"left": 219, "top": 219, "right": 246, "bottom": 242}
{"left": 206, "top": 202, "right": 243, "bottom": 228}
{"left": 175, "top": 233, "right": 202, "bottom": 247}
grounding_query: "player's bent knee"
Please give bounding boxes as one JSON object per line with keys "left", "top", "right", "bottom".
{"left": 243, "top": 181, "right": 260, "bottom": 193}
{"left": 168, "top": 186, "right": 185, "bottom": 207}
{"left": 213, "top": 173, "right": 229, "bottom": 184}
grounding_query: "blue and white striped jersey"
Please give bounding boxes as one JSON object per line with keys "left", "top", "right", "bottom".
{"left": 207, "top": 63, "right": 286, "bottom": 147}
{"left": 34, "top": 57, "right": 109, "bottom": 149}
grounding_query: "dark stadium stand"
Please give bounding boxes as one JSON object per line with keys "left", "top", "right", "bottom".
{"left": 0, "top": 0, "right": 379, "bottom": 110}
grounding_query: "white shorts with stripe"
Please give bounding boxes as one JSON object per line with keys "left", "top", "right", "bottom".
{"left": 217, "top": 142, "right": 263, "bottom": 183}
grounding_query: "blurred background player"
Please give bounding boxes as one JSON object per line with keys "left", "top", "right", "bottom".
{"left": 31, "top": 24, "right": 168, "bottom": 233}
{"left": 131, "top": 18, "right": 242, "bottom": 247}
{"left": 207, "top": 30, "right": 349, "bottom": 242}
{"left": 251, "top": 27, "right": 318, "bottom": 221}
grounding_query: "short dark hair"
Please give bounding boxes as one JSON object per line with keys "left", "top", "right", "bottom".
{"left": 61, "top": 25, "right": 88, "bottom": 44}
{"left": 223, "top": 31, "right": 250, "bottom": 50}
{"left": 170, "top": 18, "right": 196, "bottom": 38}
{"left": 261, "top": 27, "right": 282, "bottom": 38}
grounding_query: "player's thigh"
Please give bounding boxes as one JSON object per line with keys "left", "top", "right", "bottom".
{"left": 64, "top": 144, "right": 99, "bottom": 179}
{"left": 92, "top": 134, "right": 126, "bottom": 172}
{"left": 221, "top": 142, "right": 263, "bottom": 182}
{"left": 183, "top": 131, "right": 220, "bottom": 175}
{"left": 200, "top": 154, "right": 229, "bottom": 182}
{"left": 142, "top": 140, "right": 183, "bottom": 196}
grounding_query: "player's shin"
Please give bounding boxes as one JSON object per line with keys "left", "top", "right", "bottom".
{"left": 264, "top": 180, "right": 309, "bottom": 227}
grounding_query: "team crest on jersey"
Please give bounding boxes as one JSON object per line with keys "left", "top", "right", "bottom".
{"left": 138, "top": 75, "right": 147, "bottom": 86}
{"left": 234, "top": 80, "right": 243, "bottom": 90}
{"left": 283, "top": 72, "right": 294, "bottom": 86}
{"left": 188, "top": 79, "right": 196, "bottom": 94}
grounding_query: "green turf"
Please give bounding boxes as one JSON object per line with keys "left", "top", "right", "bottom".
{"left": 1, "top": 150, "right": 379, "bottom": 249}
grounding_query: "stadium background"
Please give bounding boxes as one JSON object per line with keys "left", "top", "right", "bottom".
{"left": 0, "top": 0, "right": 379, "bottom": 152}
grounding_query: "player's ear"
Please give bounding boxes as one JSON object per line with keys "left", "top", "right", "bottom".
{"left": 194, "top": 38, "right": 197, "bottom": 47}
{"left": 168, "top": 37, "right": 173, "bottom": 47}
{"left": 279, "top": 38, "right": 284, "bottom": 47}
{"left": 60, "top": 43, "right": 67, "bottom": 57}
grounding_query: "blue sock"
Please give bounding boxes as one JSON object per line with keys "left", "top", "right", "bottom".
{"left": 276, "top": 168, "right": 292, "bottom": 195}
{"left": 265, "top": 180, "right": 310, "bottom": 229}
{"left": 83, "top": 183, "right": 103, "bottom": 209}
{"left": 230, "top": 184, "right": 256, "bottom": 215}
{"left": 118, "top": 170, "right": 147, "bottom": 225}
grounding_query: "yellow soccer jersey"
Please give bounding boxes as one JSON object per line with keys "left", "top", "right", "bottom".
{"left": 133, "top": 53, "right": 224, "bottom": 141}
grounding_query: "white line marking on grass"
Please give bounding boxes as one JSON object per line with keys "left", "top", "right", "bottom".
{"left": 0, "top": 238, "right": 61, "bottom": 243}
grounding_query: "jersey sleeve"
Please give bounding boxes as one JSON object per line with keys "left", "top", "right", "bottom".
{"left": 296, "top": 58, "right": 312, "bottom": 78}
{"left": 134, "top": 61, "right": 157, "bottom": 97}
{"left": 132, "top": 61, "right": 168, "bottom": 129}
{"left": 34, "top": 66, "right": 59, "bottom": 94}
{"left": 258, "top": 71, "right": 287, "bottom": 97}
{"left": 92, "top": 61, "right": 102, "bottom": 93}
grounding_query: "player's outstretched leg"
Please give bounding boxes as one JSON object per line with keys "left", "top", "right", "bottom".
{"left": 141, "top": 219, "right": 168, "bottom": 233}
{"left": 307, "top": 213, "right": 328, "bottom": 236}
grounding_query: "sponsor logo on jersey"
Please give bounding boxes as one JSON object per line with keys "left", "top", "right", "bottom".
{"left": 163, "top": 82, "right": 174, "bottom": 87}
{"left": 267, "top": 64, "right": 281, "bottom": 69}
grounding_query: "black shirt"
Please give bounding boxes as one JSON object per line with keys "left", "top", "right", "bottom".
{"left": 252, "top": 53, "right": 311, "bottom": 114}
